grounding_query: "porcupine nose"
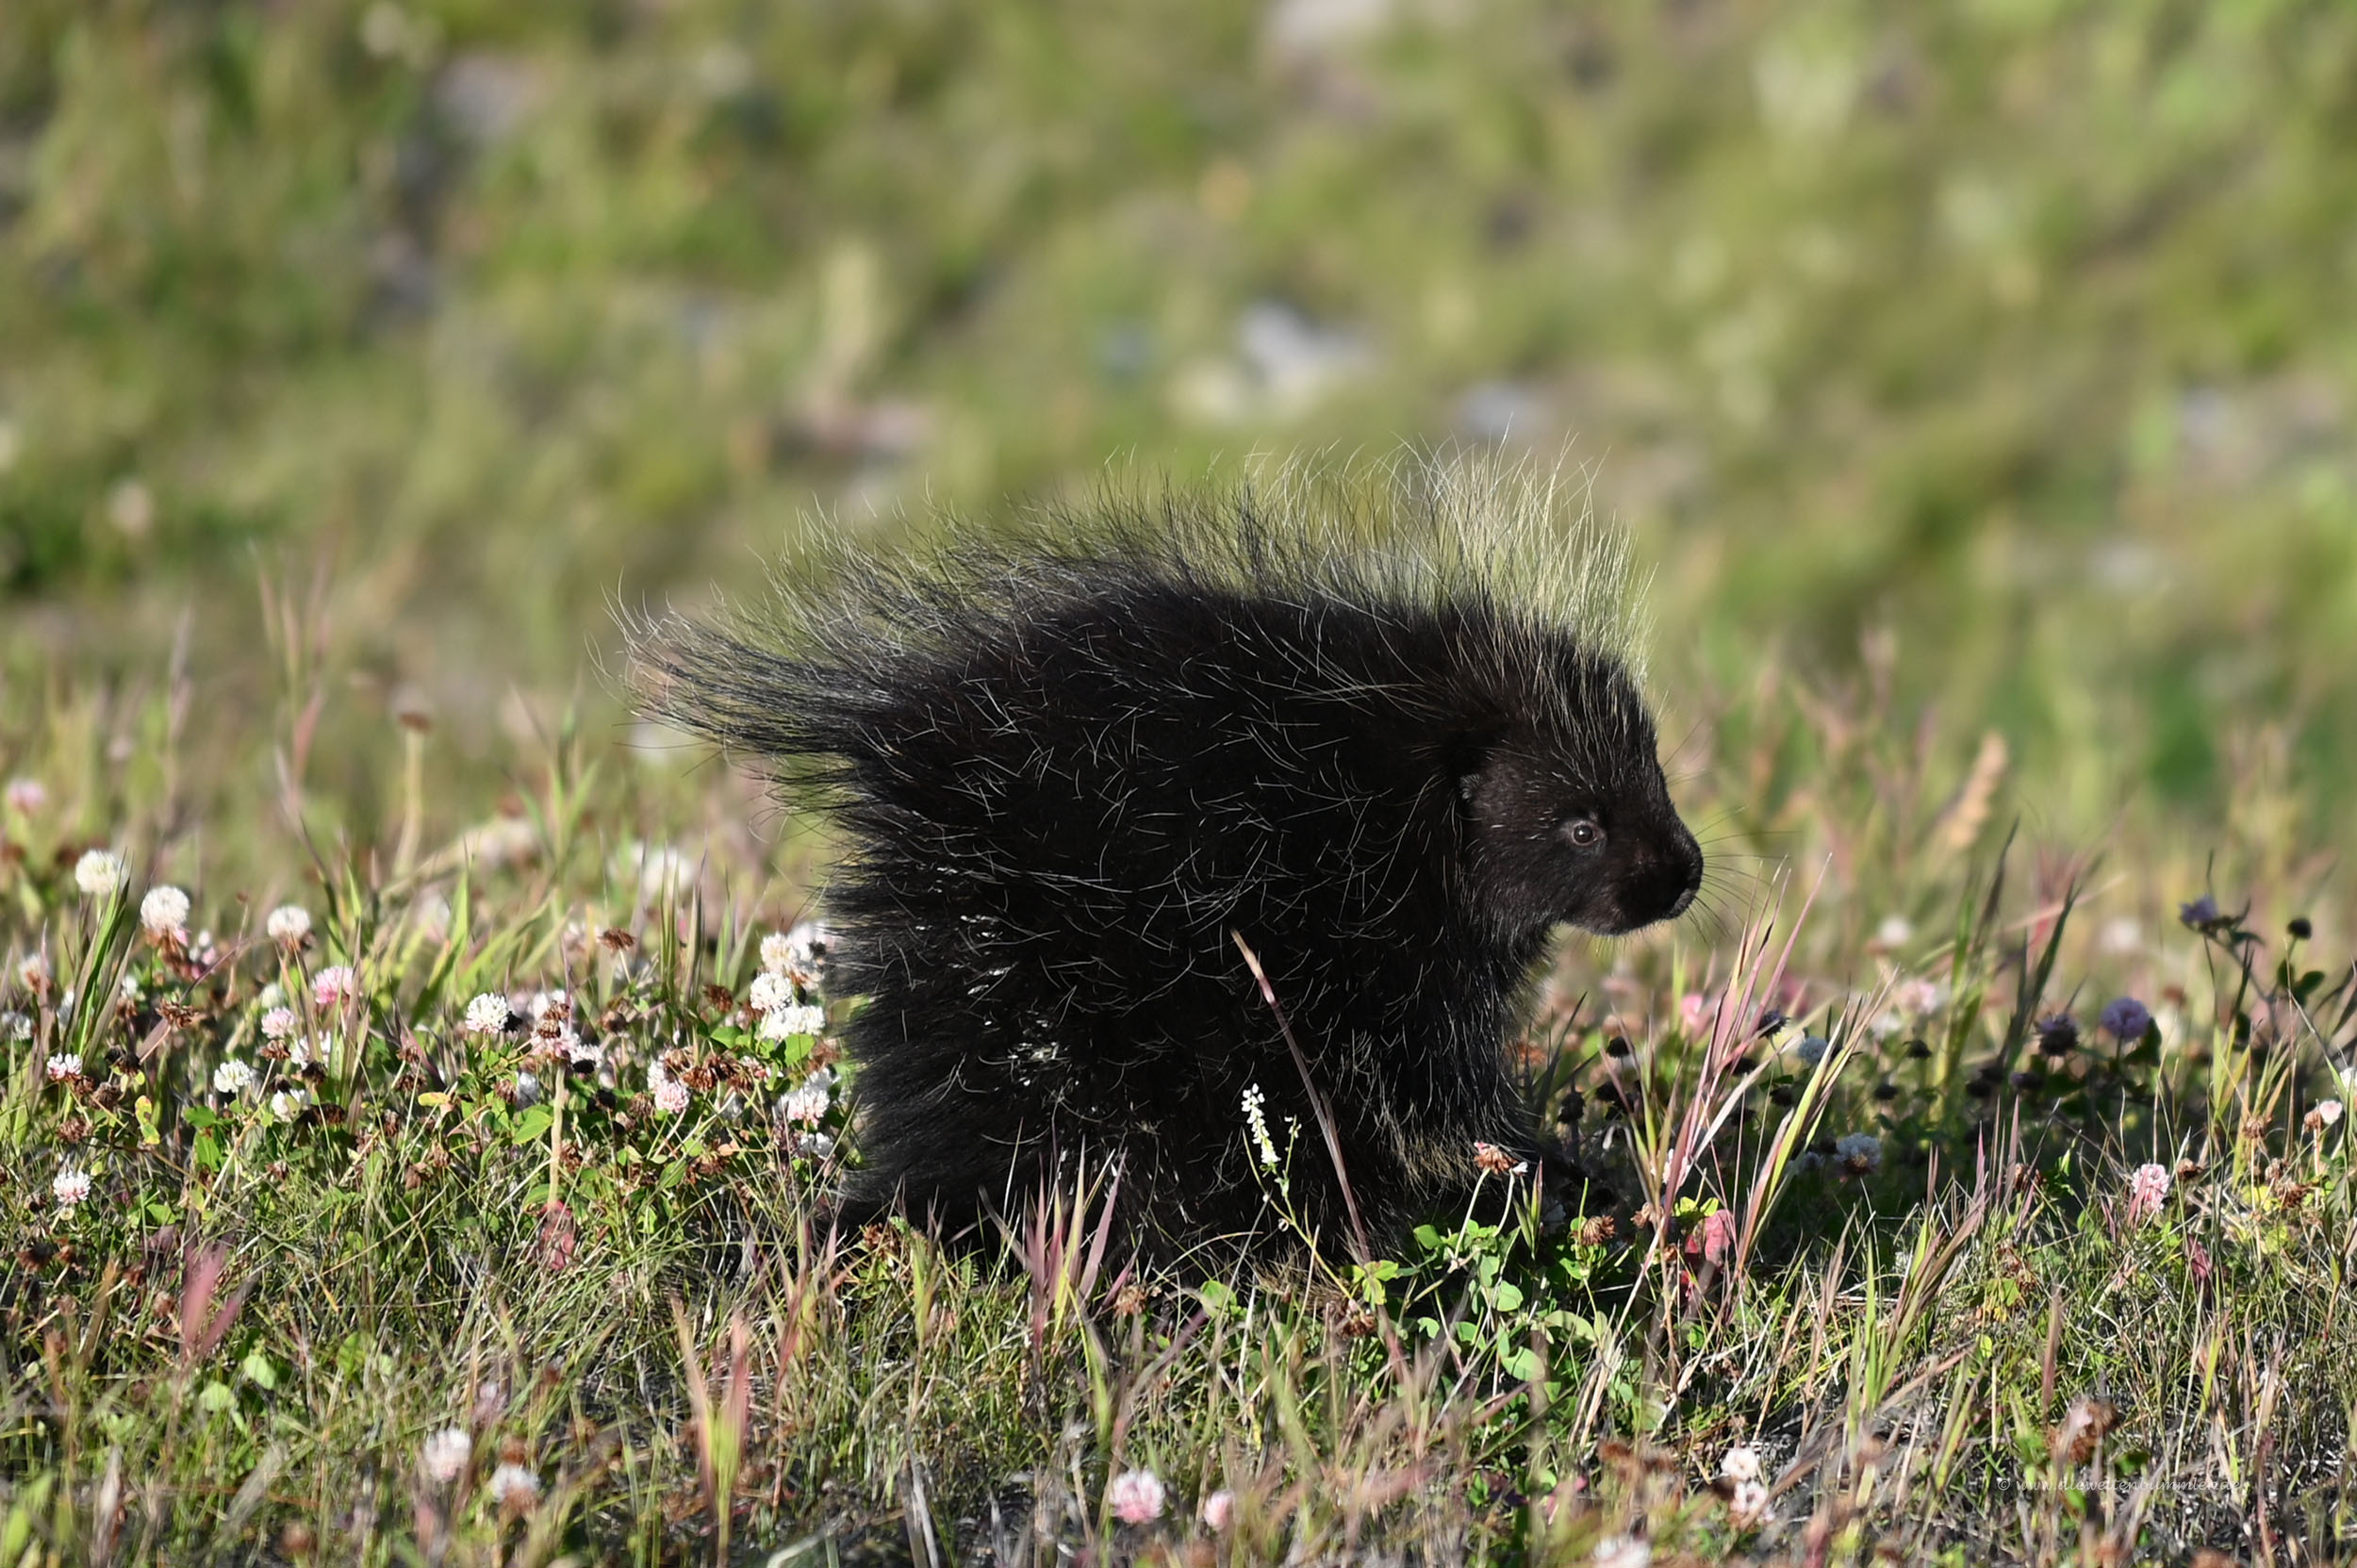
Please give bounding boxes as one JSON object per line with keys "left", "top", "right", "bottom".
{"left": 1654, "top": 825, "right": 1706, "bottom": 922}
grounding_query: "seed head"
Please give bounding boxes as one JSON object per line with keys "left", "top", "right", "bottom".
{"left": 2036, "top": 1014, "right": 2079, "bottom": 1056}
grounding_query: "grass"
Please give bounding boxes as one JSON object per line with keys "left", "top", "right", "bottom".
{"left": 1, "top": 623, "right": 2351, "bottom": 1565}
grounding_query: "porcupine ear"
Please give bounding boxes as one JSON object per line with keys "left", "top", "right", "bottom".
{"left": 1442, "top": 723, "right": 1509, "bottom": 802}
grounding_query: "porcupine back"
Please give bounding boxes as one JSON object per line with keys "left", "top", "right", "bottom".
{"left": 629, "top": 456, "right": 1690, "bottom": 1261}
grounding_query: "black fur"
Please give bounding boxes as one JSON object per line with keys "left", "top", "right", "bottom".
{"left": 631, "top": 487, "right": 1703, "bottom": 1260}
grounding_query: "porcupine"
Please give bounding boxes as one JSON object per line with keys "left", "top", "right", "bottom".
{"left": 627, "top": 456, "right": 1705, "bottom": 1262}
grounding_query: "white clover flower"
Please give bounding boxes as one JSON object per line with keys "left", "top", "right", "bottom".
{"left": 1728, "top": 1477, "right": 1772, "bottom": 1527}
{"left": 1105, "top": 1468, "right": 1165, "bottom": 1525}
{"left": 567, "top": 1035, "right": 603, "bottom": 1070}
{"left": 1873, "top": 914, "right": 1914, "bottom": 948}
{"left": 2126, "top": 1162, "right": 2171, "bottom": 1224}
{"left": 486, "top": 1462, "right": 541, "bottom": 1509}
{"left": 287, "top": 1033, "right": 329, "bottom": 1069}
{"left": 73, "top": 850, "right": 127, "bottom": 899}
{"left": 420, "top": 1427, "right": 472, "bottom": 1485}
{"left": 118, "top": 972, "right": 142, "bottom": 1002}
{"left": 265, "top": 904, "right": 312, "bottom": 944}
{"left": 772, "top": 922, "right": 829, "bottom": 983}
{"left": 269, "top": 1088, "right": 311, "bottom": 1120}
{"left": 2316, "top": 1099, "right": 2345, "bottom": 1128}
{"left": 140, "top": 884, "right": 191, "bottom": 938}
{"left": 651, "top": 1061, "right": 690, "bottom": 1115}
{"left": 53, "top": 1164, "right": 91, "bottom": 1210}
{"left": 187, "top": 930, "right": 220, "bottom": 968}
{"left": 258, "top": 982, "right": 285, "bottom": 1010}
{"left": 3, "top": 778, "right": 46, "bottom": 815}
{"left": 260, "top": 1006, "right": 299, "bottom": 1041}
{"left": 1721, "top": 1444, "right": 1763, "bottom": 1484}
{"left": 512, "top": 1069, "right": 543, "bottom": 1108}
{"left": 13, "top": 952, "right": 48, "bottom": 994}
{"left": 1834, "top": 1132, "right": 1882, "bottom": 1175}
{"left": 758, "top": 1002, "right": 826, "bottom": 1041}
{"left": 312, "top": 966, "right": 359, "bottom": 1009}
{"left": 747, "top": 971, "right": 795, "bottom": 1014}
{"left": 213, "top": 1059, "right": 256, "bottom": 1096}
{"left": 782, "top": 1083, "right": 830, "bottom": 1125}
{"left": 1794, "top": 1034, "right": 1830, "bottom": 1066}
{"left": 44, "top": 1052, "right": 83, "bottom": 1081}
{"left": 797, "top": 1131, "right": 836, "bottom": 1160}
{"left": 0, "top": 1013, "right": 30, "bottom": 1043}
{"left": 1199, "top": 1490, "right": 1234, "bottom": 1532}
{"left": 464, "top": 992, "right": 511, "bottom": 1035}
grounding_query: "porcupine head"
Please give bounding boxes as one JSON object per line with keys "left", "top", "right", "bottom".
{"left": 625, "top": 452, "right": 1704, "bottom": 1257}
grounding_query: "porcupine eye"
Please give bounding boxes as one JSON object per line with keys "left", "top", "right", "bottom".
{"left": 1563, "top": 817, "right": 1603, "bottom": 849}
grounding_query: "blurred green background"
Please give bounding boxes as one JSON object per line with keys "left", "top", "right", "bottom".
{"left": 4, "top": 0, "right": 2355, "bottom": 850}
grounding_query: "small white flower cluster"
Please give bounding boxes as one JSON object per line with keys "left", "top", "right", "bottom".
{"left": 260, "top": 1007, "right": 299, "bottom": 1042}
{"left": 486, "top": 1461, "right": 541, "bottom": 1510}
{"left": 0, "top": 1013, "right": 30, "bottom": 1043}
{"left": 420, "top": 1427, "right": 471, "bottom": 1485}
{"left": 53, "top": 1164, "right": 91, "bottom": 1210}
{"left": 650, "top": 1059, "right": 690, "bottom": 1115}
{"left": 265, "top": 903, "right": 312, "bottom": 945}
{"left": 1105, "top": 1468, "right": 1165, "bottom": 1525}
{"left": 74, "top": 850, "right": 127, "bottom": 900}
{"left": 464, "top": 992, "right": 511, "bottom": 1035}
{"left": 2316, "top": 1098, "right": 2345, "bottom": 1128}
{"left": 761, "top": 922, "right": 829, "bottom": 984}
{"left": 781, "top": 1074, "right": 832, "bottom": 1125}
{"left": 2125, "top": 1162, "right": 2171, "bottom": 1225}
{"left": 140, "top": 884, "right": 191, "bottom": 943}
{"left": 1721, "top": 1444, "right": 1772, "bottom": 1527}
{"left": 213, "top": 1059, "right": 256, "bottom": 1096}
{"left": 270, "top": 1087, "right": 312, "bottom": 1120}
{"left": 1242, "top": 1083, "right": 1279, "bottom": 1169}
{"left": 758, "top": 1001, "right": 826, "bottom": 1041}
{"left": 45, "top": 1052, "right": 83, "bottom": 1081}
{"left": 287, "top": 1033, "right": 329, "bottom": 1070}
{"left": 13, "top": 952, "right": 47, "bottom": 995}
{"left": 3, "top": 777, "right": 46, "bottom": 816}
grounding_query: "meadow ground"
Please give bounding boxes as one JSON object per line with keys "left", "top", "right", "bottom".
{"left": 1, "top": 635, "right": 2351, "bottom": 1565}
